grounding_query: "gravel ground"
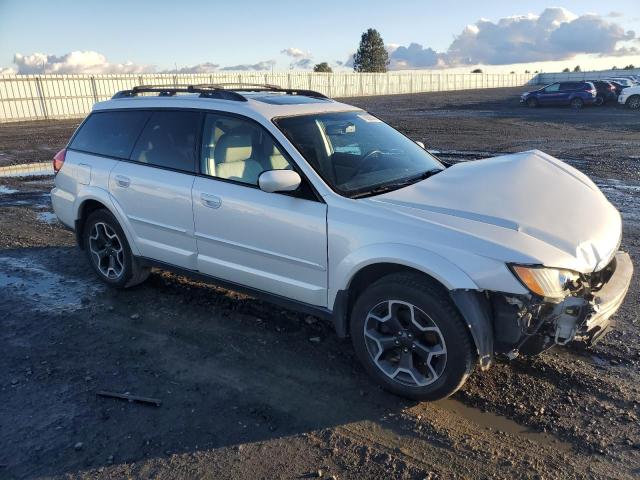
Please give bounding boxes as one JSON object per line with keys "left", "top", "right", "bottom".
{"left": 0, "top": 86, "right": 639, "bottom": 479}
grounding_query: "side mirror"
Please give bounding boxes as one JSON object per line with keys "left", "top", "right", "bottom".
{"left": 258, "top": 170, "right": 302, "bottom": 193}
{"left": 415, "top": 141, "right": 425, "bottom": 149}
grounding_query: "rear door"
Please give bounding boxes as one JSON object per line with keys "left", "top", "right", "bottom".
{"left": 109, "top": 109, "right": 202, "bottom": 270}
{"left": 558, "top": 82, "right": 578, "bottom": 104}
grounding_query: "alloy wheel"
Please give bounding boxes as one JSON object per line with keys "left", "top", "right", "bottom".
{"left": 89, "top": 222, "right": 125, "bottom": 279}
{"left": 363, "top": 300, "right": 447, "bottom": 387}
{"left": 629, "top": 96, "right": 640, "bottom": 110}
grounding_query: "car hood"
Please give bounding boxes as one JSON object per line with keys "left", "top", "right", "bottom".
{"left": 368, "top": 150, "right": 621, "bottom": 273}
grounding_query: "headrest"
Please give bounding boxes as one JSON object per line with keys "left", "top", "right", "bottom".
{"left": 214, "top": 133, "right": 253, "bottom": 163}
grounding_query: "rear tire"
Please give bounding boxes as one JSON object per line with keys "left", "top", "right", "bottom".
{"left": 627, "top": 95, "right": 640, "bottom": 110}
{"left": 570, "top": 98, "right": 584, "bottom": 109}
{"left": 594, "top": 95, "right": 604, "bottom": 106}
{"left": 350, "top": 273, "right": 475, "bottom": 401}
{"left": 83, "top": 209, "right": 150, "bottom": 288}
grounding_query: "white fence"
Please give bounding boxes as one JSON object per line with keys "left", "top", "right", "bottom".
{"left": 0, "top": 72, "right": 537, "bottom": 123}
{"left": 536, "top": 69, "right": 640, "bottom": 84}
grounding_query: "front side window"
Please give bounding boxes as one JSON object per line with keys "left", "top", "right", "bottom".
{"left": 130, "top": 110, "right": 201, "bottom": 173}
{"left": 543, "top": 83, "right": 560, "bottom": 93}
{"left": 70, "top": 110, "right": 150, "bottom": 159}
{"left": 274, "top": 111, "right": 443, "bottom": 198}
{"left": 200, "top": 113, "right": 293, "bottom": 185}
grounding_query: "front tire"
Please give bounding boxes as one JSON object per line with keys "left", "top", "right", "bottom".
{"left": 350, "top": 273, "right": 475, "bottom": 401}
{"left": 83, "top": 209, "right": 149, "bottom": 288}
{"left": 627, "top": 95, "right": 640, "bottom": 110}
{"left": 594, "top": 95, "right": 604, "bottom": 106}
{"left": 526, "top": 97, "right": 538, "bottom": 108}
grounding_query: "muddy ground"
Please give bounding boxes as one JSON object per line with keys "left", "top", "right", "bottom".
{"left": 0, "top": 86, "right": 639, "bottom": 479}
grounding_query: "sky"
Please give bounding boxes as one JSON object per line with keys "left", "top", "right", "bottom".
{"left": 1, "top": 0, "right": 639, "bottom": 74}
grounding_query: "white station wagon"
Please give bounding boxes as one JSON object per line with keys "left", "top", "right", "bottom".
{"left": 51, "top": 84, "right": 633, "bottom": 400}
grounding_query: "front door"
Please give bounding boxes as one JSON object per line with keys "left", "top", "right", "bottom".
{"left": 192, "top": 112, "right": 328, "bottom": 306}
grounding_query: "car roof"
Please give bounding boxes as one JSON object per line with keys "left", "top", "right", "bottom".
{"left": 91, "top": 91, "right": 360, "bottom": 121}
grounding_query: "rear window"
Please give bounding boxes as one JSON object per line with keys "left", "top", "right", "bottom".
{"left": 70, "top": 111, "right": 150, "bottom": 159}
{"left": 130, "top": 110, "right": 201, "bottom": 173}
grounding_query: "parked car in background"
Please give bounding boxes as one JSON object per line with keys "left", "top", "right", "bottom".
{"left": 586, "top": 80, "right": 618, "bottom": 105}
{"left": 618, "top": 84, "right": 640, "bottom": 109}
{"left": 605, "top": 78, "right": 635, "bottom": 88}
{"left": 520, "top": 81, "right": 597, "bottom": 109}
{"left": 607, "top": 80, "right": 627, "bottom": 97}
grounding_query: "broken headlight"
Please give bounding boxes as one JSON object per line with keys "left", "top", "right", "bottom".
{"left": 511, "top": 265, "right": 581, "bottom": 299}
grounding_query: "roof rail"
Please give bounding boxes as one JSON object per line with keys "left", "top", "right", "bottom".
{"left": 111, "top": 83, "right": 329, "bottom": 101}
{"left": 112, "top": 85, "right": 248, "bottom": 102}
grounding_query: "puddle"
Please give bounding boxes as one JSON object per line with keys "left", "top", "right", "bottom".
{"left": 36, "top": 211, "right": 58, "bottom": 224}
{"left": 0, "top": 256, "right": 102, "bottom": 312}
{"left": 0, "top": 185, "right": 18, "bottom": 194}
{"left": 437, "top": 398, "right": 573, "bottom": 453}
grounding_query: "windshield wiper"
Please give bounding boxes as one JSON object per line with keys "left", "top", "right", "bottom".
{"left": 350, "top": 168, "right": 443, "bottom": 199}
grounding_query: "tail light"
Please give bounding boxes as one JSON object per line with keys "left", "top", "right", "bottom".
{"left": 53, "top": 148, "right": 66, "bottom": 174}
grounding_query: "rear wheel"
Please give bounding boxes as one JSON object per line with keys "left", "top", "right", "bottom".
{"left": 83, "top": 209, "right": 149, "bottom": 288}
{"left": 594, "top": 95, "right": 604, "bottom": 106}
{"left": 570, "top": 97, "right": 584, "bottom": 109}
{"left": 526, "top": 97, "right": 538, "bottom": 108}
{"left": 350, "top": 273, "right": 475, "bottom": 401}
{"left": 627, "top": 95, "right": 640, "bottom": 110}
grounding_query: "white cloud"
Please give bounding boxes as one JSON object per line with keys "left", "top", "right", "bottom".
{"left": 13, "top": 51, "right": 154, "bottom": 74}
{"left": 0, "top": 66, "right": 17, "bottom": 75}
{"left": 387, "top": 7, "right": 637, "bottom": 69}
{"left": 220, "top": 60, "right": 276, "bottom": 71}
{"left": 281, "top": 47, "right": 313, "bottom": 69}
{"left": 170, "top": 62, "right": 220, "bottom": 73}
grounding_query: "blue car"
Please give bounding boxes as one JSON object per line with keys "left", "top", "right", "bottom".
{"left": 520, "top": 81, "right": 597, "bottom": 109}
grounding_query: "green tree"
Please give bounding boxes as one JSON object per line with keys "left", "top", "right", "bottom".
{"left": 313, "top": 62, "right": 333, "bottom": 73}
{"left": 573, "top": 65, "right": 581, "bottom": 72}
{"left": 562, "top": 67, "right": 570, "bottom": 72}
{"left": 471, "top": 68, "right": 483, "bottom": 73}
{"left": 353, "top": 28, "right": 389, "bottom": 73}
{"left": 623, "top": 64, "right": 635, "bottom": 70}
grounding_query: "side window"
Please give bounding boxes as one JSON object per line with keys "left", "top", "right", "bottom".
{"left": 130, "top": 110, "right": 201, "bottom": 173}
{"left": 544, "top": 83, "right": 560, "bottom": 93}
{"left": 70, "top": 110, "right": 150, "bottom": 158}
{"left": 200, "top": 113, "right": 293, "bottom": 186}
{"left": 559, "top": 82, "right": 576, "bottom": 91}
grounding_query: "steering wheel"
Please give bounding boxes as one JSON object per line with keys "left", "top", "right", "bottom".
{"left": 353, "top": 149, "right": 383, "bottom": 176}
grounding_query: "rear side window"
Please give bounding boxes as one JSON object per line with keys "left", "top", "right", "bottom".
{"left": 130, "top": 110, "right": 201, "bottom": 173}
{"left": 559, "top": 82, "right": 579, "bottom": 90}
{"left": 70, "top": 111, "right": 150, "bottom": 159}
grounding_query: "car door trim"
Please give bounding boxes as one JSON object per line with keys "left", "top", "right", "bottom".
{"left": 128, "top": 214, "right": 189, "bottom": 234}
{"left": 193, "top": 230, "right": 326, "bottom": 271}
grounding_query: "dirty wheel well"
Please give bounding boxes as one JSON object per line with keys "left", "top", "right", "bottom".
{"left": 338, "top": 263, "right": 449, "bottom": 337}
{"left": 75, "top": 200, "right": 109, "bottom": 248}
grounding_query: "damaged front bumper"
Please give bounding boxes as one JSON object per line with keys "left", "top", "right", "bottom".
{"left": 495, "top": 251, "right": 633, "bottom": 357}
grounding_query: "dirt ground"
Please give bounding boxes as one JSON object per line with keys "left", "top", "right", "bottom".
{"left": 1, "top": 86, "right": 639, "bottom": 479}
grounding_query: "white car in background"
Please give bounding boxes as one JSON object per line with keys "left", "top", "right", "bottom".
{"left": 50, "top": 84, "right": 633, "bottom": 400}
{"left": 618, "top": 84, "right": 640, "bottom": 109}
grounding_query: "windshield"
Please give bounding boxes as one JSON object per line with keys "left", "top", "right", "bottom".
{"left": 274, "top": 111, "right": 443, "bottom": 198}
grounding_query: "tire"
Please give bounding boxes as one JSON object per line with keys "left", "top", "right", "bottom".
{"left": 627, "top": 95, "right": 640, "bottom": 110}
{"left": 350, "top": 273, "right": 475, "bottom": 401}
{"left": 83, "top": 209, "right": 150, "bottom": 288}
{"left": 526, "top": 97, "right": 538, "bottom": 108}
{"left": 570, "top": 97, "right": 584, "bottom": 109}
{"left": 594, "top": 95, "right": 604, "bottom": 106}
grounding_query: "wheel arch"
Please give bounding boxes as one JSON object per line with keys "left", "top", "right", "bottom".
{"left": 73, "top": 190, "right": 140, "bottom": 256}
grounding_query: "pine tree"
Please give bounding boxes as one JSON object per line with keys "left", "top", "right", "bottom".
{"left": 353, "top": 29, "right": 389, "bottom": 73}
{"left": 313, "top": 62, "right": 333, "bottom": 73}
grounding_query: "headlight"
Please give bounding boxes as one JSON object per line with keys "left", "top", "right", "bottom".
{"left": 511, "top": 265, "right": 581, "bottom": 299}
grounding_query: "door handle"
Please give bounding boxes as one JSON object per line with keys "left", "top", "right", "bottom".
{"left": 201, "top": 193, "right": 221, "bottom": 209}
{"left": 114, "top": 175, "right": 130, "bottom": 188}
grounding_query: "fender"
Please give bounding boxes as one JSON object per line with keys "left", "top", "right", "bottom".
{"left": 330, "top": 243, "right": 479, "bottom": 307}
{"left": 73, "top": 187, "right": 141, "bottom": 256}
{"left": 330, "top": 243, "right": 495, "bottom": 368}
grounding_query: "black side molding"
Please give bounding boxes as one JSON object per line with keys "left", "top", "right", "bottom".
{"left": 450, "top": 289, "right": 494, "bottom": 370}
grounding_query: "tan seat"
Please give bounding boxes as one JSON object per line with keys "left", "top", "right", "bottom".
{"left": 213, "top": 133, "right": 263, "bottom": 184}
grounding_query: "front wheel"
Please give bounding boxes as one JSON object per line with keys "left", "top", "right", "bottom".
{"left": 350, "top": 273, "right": 475, "bottom": 401}
{"left": 594, "top": 95, "right": 604, "bottom": 106}
{"left": 570, "top": 97, "right": 584, "bottom": 109}
{"left": 526, "top": 97, "right": 538, "bottom": 108}
{"left": 627, "top": 95, "right": 640, "bottom": 110}
{"left": 83, "top": 209, "right": 150, "bottom": 288}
